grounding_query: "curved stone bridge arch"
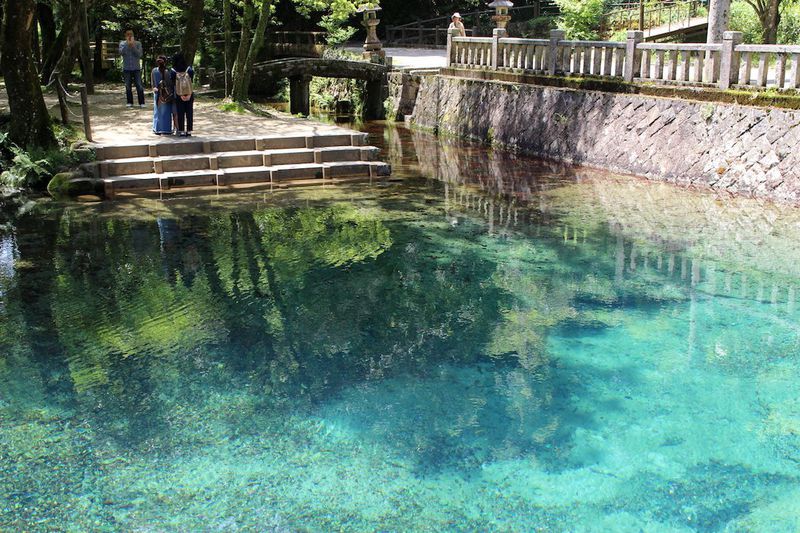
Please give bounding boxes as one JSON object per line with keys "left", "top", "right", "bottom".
{"left": 249, "top": 58, "right": 390, "bottom": 118}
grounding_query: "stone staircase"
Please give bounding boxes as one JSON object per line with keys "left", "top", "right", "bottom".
{"left": 81, "top": 132, "right": 391, "bottom": 198}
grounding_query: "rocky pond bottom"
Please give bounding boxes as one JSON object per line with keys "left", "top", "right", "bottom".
{"left": 1, "top": 125, "right": 800, "bottom": 531}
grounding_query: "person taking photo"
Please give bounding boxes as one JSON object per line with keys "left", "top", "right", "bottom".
{"left": 119, "top": 30, "right": 145, "bottom": 108}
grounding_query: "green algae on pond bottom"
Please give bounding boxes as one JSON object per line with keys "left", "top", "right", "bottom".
{"left": 2, "top": 127, "right": 800, "bottom": 531}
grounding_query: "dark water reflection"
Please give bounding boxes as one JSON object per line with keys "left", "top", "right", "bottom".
{"left": 1, "top": 122, "right": 800, "bottom": 531}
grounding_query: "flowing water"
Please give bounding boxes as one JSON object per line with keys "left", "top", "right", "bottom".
{"left": 1, "top": 123, "right": 800, "bottom": 532}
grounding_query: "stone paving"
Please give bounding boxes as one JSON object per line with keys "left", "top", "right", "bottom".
{"left": 344, "top": 46, "right": 448, "bottom": 70}
{"left": 0, "top": 83, "right": 356, "bottom": 146}
{"left": 84, "top": 85, "right": 354, "bottom": 145}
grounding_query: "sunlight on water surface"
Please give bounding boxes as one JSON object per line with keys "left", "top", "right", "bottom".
{"left": 1, "top": 125, "right": 800, "bottom": 532}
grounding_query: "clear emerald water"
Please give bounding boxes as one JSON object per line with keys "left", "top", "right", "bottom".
{"left": 2, "top": 124, "right": 800, "bottom": 532}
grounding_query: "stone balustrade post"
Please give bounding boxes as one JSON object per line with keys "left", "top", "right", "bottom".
{"left": 719, "top": 31, "right": 743, "bottom": 90}
{"left": 547, "top": 29, "right": 565, "bottom": 75}
{"left": 491, "top": 28, "right": 507, "bottom": 70}
{"left": 446, "top": 28, "right": 461, "bottom": 67}
{"left": 623, "top": 30, "right": 644, "bottom": 82}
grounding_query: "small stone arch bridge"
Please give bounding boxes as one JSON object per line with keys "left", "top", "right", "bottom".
{"left": 226, "top": 58, "right": 390, "bottom": 119}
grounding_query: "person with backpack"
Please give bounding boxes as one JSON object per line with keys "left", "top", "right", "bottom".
{"left": 171, "top": 53, "right": 195, "bottom": 137}
{"left": 151, "top": 55, "right": 175, "bottom": 135}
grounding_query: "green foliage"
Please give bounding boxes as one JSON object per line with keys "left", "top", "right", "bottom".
{"left": 510, "top": 16, "right": 558, "bottom": 38}
{"left": 291, "top": 0, "right": 369, "bottom": 45}
{"left": 730, "top": 0, "right": 765, "bottom": 43}
{"left": 730, "top": 0, "right": 800, "bottom": 44}
{"left": 0, "top": 123, "right": 86, "bottom": 191}
{"left": 219, "top": 101, "right": 247, "bottom": 113}
{"left": 0, "top": 136, "right": 52, "bottom": 189}
{"left": 779, "top": 1, "right": 800, "bottom": 43}
{"left": 555, "top": 0, "right": 605, "bottom": 40}
{"left": 309, "top": 48, "right": 367, "bottom": 113}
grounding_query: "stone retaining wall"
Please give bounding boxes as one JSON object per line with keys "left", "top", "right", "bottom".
{"left": 409, "top": 75, "right": 800, "bottom": 203}
{"left": 386, "top": 71, "right": 424, "bottom": 121}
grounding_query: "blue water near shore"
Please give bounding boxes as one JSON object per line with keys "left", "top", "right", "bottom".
{"left": 1, "top": 125, "right": 800, "bottom": 531}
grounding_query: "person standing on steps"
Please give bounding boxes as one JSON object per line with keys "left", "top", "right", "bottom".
{"left": 449, "top": 13, "right": 466, "bottom": 37}
{"left": 119, "top": 30, "right": 145, "bottom": 108}
{"left": 171, "top": 53, "right": 195, "bottom": 137}
{"left": 151, "top": 55, "right": 175, "bottom": 135}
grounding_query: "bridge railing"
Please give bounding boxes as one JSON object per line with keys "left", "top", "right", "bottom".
{"left": 637, "top": 42, "right": 722, "bottom": 84}
{"left": 736, "top": 44, "right": 800, "bottom": 90}
{"left": 386, "top": 2, "right": 559, "bottom": 47}
{"left": 600, "top": 0, "right": 708, "bottom": 38}
{"left": 447, "top": 30, "right": 800, "bottom": 91}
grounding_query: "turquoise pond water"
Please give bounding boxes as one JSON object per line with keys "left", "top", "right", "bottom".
{"left": 2, "top": 124, "right": 800, "bottom": 531}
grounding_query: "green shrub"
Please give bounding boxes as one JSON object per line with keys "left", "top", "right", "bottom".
{"left": 730, "top": 0, "right": 800, "bottom": 44}
{"left": 510, "top": 16, "right": 558, "bottom": 38}
{"left": 779, "top": 3, "right": 800, "bottom": 44}
{"left": 0, "top": 123, "right": 87, "bottom": 191}
{"left": 730, "top": 0, "right": 764, "bottom": 43}
{"left": 555, "top": 0, "right": 606, "bottom": 40}
{"left": 218, "top": 101, "right": 247, "bottom": 113}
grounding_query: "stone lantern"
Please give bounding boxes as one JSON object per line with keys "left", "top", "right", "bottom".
{"left": 489, "top": 0, "right": 513, "bottom": 31}
{"left": 357, "top": 4, "right": 385, "bottom": 61}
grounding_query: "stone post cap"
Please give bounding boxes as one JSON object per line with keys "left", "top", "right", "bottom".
{"left": 627, "top": 30, "right": 644, "bottom": 39}
{"left": 723, "top": 31, "right": 743, "bottom": 41}
{"left": 549, "top": 29, "right": 566, "bottom": 39}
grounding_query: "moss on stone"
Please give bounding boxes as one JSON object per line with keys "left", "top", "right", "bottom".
{"left": 442, "top": 67, "right": 800, "bottom": 110}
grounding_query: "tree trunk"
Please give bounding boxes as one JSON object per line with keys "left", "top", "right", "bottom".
{"left": 32, "top": 4, "right": 41, "bottom": 67}
{"left": 37, "top": 1, "right": 57, "bottom": 57}
{"left": 53, "top": 10, "right": 81, "bottom": 85}
{"left": 232, "top": 0, "right": 272, "bottom": 101}
{"left": 223, "top": 0, "right": 232, "bottom": 96}
{"left": 76, "top": 0, "right": 93, "bottom": 93}
{"left": 180, "top": 0, "right": 204, "bottom": 64}
{"left": 41, "top": 2, "right": 75, "bottom": 84}
{"left": 92, "top": 20, "right": 104, "bottom": 77}
{"left": 230, "top": 0, "right": 255, "bottom": 100}
{"left": 763, "top": 0, "right": 780, "bottom": 43}
{"left": 1, "top": 0, "right": 56, "bottom": 149}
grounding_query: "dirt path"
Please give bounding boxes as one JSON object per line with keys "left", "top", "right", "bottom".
{"left": 2, "top": 82, "right": 356, "bottom": 146}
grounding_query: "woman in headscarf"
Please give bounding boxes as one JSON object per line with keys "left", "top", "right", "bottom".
{"left": 151, "top": 55, "right": 175, "bottom": 135}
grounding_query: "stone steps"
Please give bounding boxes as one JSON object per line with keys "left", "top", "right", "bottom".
{"left": 78, "top": 132, "right": 392, "bottom": 198}
{"left": 101, "top": 161, "right": 391, "bottom": 194}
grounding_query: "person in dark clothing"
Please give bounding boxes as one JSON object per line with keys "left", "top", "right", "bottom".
{"left": 171, "top": 53, "right": 195, "bottom": 137}
{"left": 119, "top": 30, "right": 145, "bottom": 107}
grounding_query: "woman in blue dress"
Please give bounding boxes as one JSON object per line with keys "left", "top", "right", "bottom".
{"left": 151, "top": 55, "right": 175, "bottom": 135}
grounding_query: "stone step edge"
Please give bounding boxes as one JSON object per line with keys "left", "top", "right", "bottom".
{"left": 95, "top": 161, "right": 392, "bottom": 196}
{"left": 98, "top": 146, "right": 378, "bottom": 165}
{"left": 94, "top": 133, "right": 370, "bottom": 161}
{"left": 112, "top": 175, "right": 406, "bottom": 199}
{"left": 84, "top": 146, "right": 382, "bottom": 179}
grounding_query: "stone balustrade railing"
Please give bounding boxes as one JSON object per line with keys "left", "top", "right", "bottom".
{"left": 447, "top": 29, "right": 800, "bottom": 91}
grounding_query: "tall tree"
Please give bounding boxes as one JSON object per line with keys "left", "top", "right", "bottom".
{"left": 37, "top": 1, "right": 57, "bottom": 58}
{"left": 229, "top": 0, "right": 255, "bottom": 100}
{"left": 41, "top": 0, "right": 77, "bottom": 84}
{"left": 180, "top": 0, "right": 204, "bottom": 64}
{"left": 223, "top": 0, "right": 233, "bottom": 96}
{"left": 744, "top": 0, "right": 785, "bottom": 43}
{"left": 231, "top": 0, "right": 273, "bottom": 101}
{"left": 77, "top": 0, "right": 94, "bottom": 93}
{"left": 1, "top": 0, "right": 56, "bottom": 149}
